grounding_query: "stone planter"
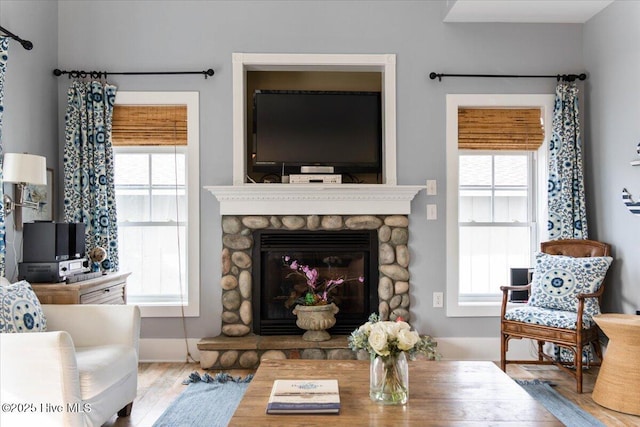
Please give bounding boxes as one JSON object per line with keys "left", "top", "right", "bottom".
{"left": 292, "top": 303, "right": 339, "bottom": 342}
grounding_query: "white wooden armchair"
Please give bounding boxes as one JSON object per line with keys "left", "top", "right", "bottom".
{"left": 1, "top": 303, "right": 141, "bottom": 426}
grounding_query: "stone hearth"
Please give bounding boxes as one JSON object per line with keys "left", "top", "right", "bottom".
{"left": 197, "top": 213, "right": 412, "bottom": 369}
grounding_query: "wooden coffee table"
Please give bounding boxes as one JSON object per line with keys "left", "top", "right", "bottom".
{"left": 229, "top": 359, "right": 561, "bottom": 426}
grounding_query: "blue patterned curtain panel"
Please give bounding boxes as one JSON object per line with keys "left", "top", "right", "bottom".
{"left": 63, "top": 80, "right": 119, "bottom": 270}
{"left": 0, "top": 37, "right": 8, "bottom": 277}
{"left": 547, "top": 81, "right": 589, "bottom": 240}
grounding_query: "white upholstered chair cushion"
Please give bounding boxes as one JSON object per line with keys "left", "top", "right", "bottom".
{"left": 76, "top": 344, "right": 138, "bottom": 399}
{"left": 1, "top": 304, "right": 140, "bottom": 427}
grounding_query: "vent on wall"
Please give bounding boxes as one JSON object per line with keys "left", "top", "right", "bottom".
{"left": 259, "top": 230, "right": 373, "bottom": 250}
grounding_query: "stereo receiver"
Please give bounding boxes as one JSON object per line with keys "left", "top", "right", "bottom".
{"left": 289, "top": 174, "right": 342, "bottom": 184}
{"left": 19, "top": 258, "right": 90, "bottom": 283}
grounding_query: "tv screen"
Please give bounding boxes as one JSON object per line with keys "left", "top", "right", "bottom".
{"left": 252, "top": 90, "right": 382, "bottom": 174}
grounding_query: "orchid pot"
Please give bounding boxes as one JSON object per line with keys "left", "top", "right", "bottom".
{"left": 292, "top": 302, "right": 339, "bottom": 342}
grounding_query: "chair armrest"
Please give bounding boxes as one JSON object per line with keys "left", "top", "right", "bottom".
{"left": 43, "top": 305, "right": 141, "bottom": 356}
{"left": 576, "top": 288, "right": 604, "bottom": 300}
{"left": 500, "top": 284, "right": 531, "bottom": 318}
{"left": 500, "top": 284, "right": 531, "bottom": 293}
{"left": 0, "top": 331, "right": 84, "bottom": 427}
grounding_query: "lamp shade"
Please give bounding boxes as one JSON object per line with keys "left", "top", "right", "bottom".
{"left": 2, "top": 153, "right": 47, "bottom": 185}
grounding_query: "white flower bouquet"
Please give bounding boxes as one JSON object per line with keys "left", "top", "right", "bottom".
{"left": 349, "top": 313, "right": 439, "bottom": 404}
{"left": 348, "top": 313, "right": 439, "bottom": 360}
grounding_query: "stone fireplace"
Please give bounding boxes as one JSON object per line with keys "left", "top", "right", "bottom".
{"left": 220, "top": 214, "right": 410, "bottom": 339}
{"left": 199, "top": 185, "right": 423, "bottom": 369}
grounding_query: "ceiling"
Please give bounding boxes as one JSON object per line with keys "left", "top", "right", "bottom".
{"left": 443, "top": 0, "right": 615, "bottom": 23}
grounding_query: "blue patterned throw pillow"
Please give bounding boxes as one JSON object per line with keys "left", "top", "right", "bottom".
{"left": 0, "top": 280, "right": 47, "bottom": 333}
{"left": 528, "top": 252, "right": 612, "bottom": 317}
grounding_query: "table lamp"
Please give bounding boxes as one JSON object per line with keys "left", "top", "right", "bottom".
{"left": 2, "top": 153, "right": 47, "bottom": 230}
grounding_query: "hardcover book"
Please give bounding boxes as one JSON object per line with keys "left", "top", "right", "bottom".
{"left": 266, "top": 379, "right": 340, "bottom": 414}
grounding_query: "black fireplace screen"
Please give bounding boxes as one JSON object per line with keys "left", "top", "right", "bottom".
{"left": 252, "top": 230, "right": 378, "bottom": 335}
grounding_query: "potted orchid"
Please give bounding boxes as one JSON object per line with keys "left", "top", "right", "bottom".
{"left": 348, "top": 313, "right": 439, "bottom": 405}
{"left": 283, "top": 255, "right": 364, "bottom": 342}
{"left": 283, "top": 255, "right": 365, "bottom": 306}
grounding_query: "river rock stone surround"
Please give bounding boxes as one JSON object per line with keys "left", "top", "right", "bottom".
{"left": 198, "top": 214, "right": 412, "bottom": 369}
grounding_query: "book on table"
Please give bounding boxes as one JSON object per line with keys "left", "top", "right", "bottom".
{"left": 266, "top": 379, "right": 340, "bottom": 414}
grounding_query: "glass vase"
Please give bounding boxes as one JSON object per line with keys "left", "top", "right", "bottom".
{"left": 369, "top": 351, "right": 409, "bottom": 405}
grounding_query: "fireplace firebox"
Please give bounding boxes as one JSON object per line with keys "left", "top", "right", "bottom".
{"left": 252, "top": 230, "right": 378, "bottom": 335}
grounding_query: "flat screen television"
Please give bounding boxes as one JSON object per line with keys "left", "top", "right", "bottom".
{"left": 252, "top": 90, "right": 382, "bottom": 176}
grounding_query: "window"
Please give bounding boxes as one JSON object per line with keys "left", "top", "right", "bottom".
{"left": 446, "top": 95, "right": 554, "bottom": 317}
{"left": 115, "top": 148, "right": 187, "bottom": 301}
{"left": 458, "top": 152, "right": 534, "bottom": 302}
{"left": 113, "top": 92, "right": 199, "bottom": 317}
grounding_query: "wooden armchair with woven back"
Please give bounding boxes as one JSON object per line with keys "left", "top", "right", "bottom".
{"left": 500, "top": 239, "right": 613, "bottom": 393}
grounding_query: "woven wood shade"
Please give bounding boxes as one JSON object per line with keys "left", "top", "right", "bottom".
{"left": 112, "top": 105, "right": 187, "bottom": 146}
{"left": 458, "top": 108, "right": 544, "bottom": 151}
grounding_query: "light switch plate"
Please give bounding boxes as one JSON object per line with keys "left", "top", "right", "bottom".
{"left": 427, "top": 204, "right": 437, "bottom": 220}
{"left": 426, "top": 180, "right": 437, "bottom": 195}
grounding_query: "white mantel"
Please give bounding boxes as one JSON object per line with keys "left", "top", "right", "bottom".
{"left": 205, "top": 184, "right": 424, "bottom": 215}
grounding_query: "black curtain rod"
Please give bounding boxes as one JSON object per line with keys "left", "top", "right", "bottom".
{"left": 429, "top": 72, "right": 587, "bottom": 82}
{"left": 53, "top": 68, "right": 215, "bottom": 79}
{"left": 0, "top": 25, "right": 33, "bottom": 50}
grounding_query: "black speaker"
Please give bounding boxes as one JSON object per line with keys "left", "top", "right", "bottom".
{"left": 68, "top": 222, "right": 86, "bottom": 259}
{"left": 23, "top": 222, "right": 69, "bottom": 262}
{"left": 509, "top": 268, "right": 532, "bottom": 302}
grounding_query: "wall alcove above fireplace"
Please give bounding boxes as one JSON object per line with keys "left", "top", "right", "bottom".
{"left": 205, "top": 53, "right": 425, "bottom": 216}
{"left": 232, "top": 53, "right": 398, "bottom": 185}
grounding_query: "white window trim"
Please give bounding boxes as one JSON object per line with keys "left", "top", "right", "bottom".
{"left": 446, "top": 94, "right": 553, "bottom": 317}
{"left": 114, "top": 91, "right": 200, "bottom": 318}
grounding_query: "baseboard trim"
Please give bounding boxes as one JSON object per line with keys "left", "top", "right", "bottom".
{"left": 435, "top": 337, "right": 538, "bottom": 361}
{"left": 139, "top": 337, "right": 538, "bottom": 363}
{"left": 139, "top": 338, "right": 202, "bottom": 363}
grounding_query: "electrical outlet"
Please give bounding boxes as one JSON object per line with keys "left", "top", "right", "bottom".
{"left": 433, "top": 292, "right": 443, "bottom": 308}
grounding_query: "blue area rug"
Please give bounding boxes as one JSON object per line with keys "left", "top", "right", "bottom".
{"left": 153, "top": 372, "right": 253, "bottom": 427}
{"left": 516, "top": 380, "right": 605, "bottom": 427}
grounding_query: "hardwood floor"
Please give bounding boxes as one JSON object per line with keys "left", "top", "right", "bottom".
{"left": 103, "top": 362, "right": 640, "bottom": 427}
{"left": 506, "top": 364, "right": 640, "bottom": 427}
